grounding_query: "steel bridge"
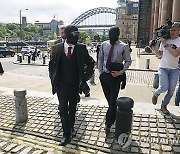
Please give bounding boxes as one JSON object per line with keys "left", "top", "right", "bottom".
{"left": 71, "top": 7, "right": 116, "bottom": 29}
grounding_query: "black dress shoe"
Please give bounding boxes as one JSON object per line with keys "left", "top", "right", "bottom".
{"left": 71, "top": 128, "right": 76, "bottom": 137}
{"left": 59, "top": 136, "right": 71, "bottom": 146}
{"left": 85, "top": 93, "right": 90, "bottom": 97}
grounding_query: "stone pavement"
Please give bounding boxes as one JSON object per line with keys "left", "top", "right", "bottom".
{"left": 0, "top": 46, "right": 179, "bottom": 153}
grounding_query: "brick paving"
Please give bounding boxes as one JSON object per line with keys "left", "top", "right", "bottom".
{"left": 0, "top": 93, "right": 179, "bottom": 153}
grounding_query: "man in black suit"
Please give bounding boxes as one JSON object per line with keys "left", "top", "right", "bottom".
{"left": 49, "top": 25, "right": 94, "bottom": 146}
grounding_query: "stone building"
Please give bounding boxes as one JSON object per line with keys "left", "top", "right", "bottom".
{"left": 150, "top": 0, "right": 180, "bottom": 39}
{"left": 116, "top": 0, "right": 139, "bottom": 43}
{"left": 137, "top": 0, "right": 180, "bottom": 47}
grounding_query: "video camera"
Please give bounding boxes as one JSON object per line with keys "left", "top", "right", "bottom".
{"left": 150, "top": 19, "right": 173, "bottom": 47}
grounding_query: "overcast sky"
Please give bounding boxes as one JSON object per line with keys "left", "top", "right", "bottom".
{"left": 0, "top": 0, "right": 118, "bottom": 25}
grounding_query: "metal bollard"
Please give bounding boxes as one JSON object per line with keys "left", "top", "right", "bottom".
{"left": 14, "top": 89, "right": 28, "bottom": 123}
{"left": 43, "top": 56, "right": 46, "bottom": 64}
{"left": 115, "top": 97, "right": 134, "bottom": 140}
{"left": 146, "top": 59, "right": 150, "bottom": 69}
{"left": 153, "top": 73, "right": 159, "bottom": 89}
{"left": 28, "top": 55, "right": 31, "bottom": 64}
{"left": 22, "top": 54, "right": 24, "bottom": 60}
{"left": 17, "top": 54, "right": 20, "bottom": 61}
{"left": 19, "top": 55, "right": 22, "bottom": 63}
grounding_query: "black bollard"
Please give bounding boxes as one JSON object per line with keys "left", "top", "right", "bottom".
{"left": 28, "top": 55, "right": 31, "bottom": 64}
{"left": 43, "top": 56, "right": 46, "bottom": 64}
{"left": 146, "top": 59, "right": 150, "bottom": 69}
{"left": 19, "top": 55, "right": 22, "bottom": 63}
{"left": 115, "top": 97, "right": 134, "bottom": 140}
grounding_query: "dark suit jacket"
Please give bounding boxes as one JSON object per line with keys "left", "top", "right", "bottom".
{"left": 49, "top": 42, "right": 94, "bottom": 94}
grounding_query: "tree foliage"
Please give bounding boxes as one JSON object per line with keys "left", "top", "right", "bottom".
{"left": 79, "top": 31, "right": 89, "bottom": 43}
{"left": 0, "top": 23, "right": 44, "bottom": 41}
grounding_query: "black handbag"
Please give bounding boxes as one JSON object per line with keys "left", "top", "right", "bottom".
{"left": 109, "top": 62, "right": 123, "bottom": 71}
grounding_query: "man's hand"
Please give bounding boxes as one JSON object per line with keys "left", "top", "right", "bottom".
{"left": 111, "top": 70, "right": 124, "bottom": 77}
{"left": 160, "top": 38, "right": 166, "bottom": 46}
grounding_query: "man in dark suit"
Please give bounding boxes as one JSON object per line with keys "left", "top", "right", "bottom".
{"left": 49, "top": 25, "right": 94, "bottom": 146}
{"left": 98, "top": 26, "right": 132, "bottom": 136}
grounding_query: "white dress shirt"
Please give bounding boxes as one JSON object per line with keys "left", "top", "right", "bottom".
{"left": 64, "top": 40, "right": 75, "bottom": 56}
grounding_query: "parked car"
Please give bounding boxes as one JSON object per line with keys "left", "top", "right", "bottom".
{"left": 21, "top": 46, "right": 40, "bottom": 55}
{"left": 0, "top": 46, "right": 15, "bottom": 57}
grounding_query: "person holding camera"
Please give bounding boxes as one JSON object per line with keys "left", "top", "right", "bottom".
{"left": 150, "top": 22, "right": 180, "bottom": 113}
{"left": 98, "top": 26, "right": 132, "bottom": 135}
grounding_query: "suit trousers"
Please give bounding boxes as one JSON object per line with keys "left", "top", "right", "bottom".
{"left": 56, "top": 86, "right": 79, "bottom": 137}
{"left": 99, "top": 72, "right": 121, "bottom": 128}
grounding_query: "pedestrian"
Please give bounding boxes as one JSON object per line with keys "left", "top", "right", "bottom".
{"left": 32, "top": 50, "right": 37, "bottom": 62}
{"left": 0, "top": 62, "right": 4, "bottom": 75}
{"left": 98, "top": 26, "right": 132, "bottom": 135}
{"left": 127, "top": 40, "right": 132, "bottom": 52}
{"left": 150, "top": 22, "right": 180, "bottom": 113}
{"left": 175, "top": 58, "right": 180, "bottom": 106}
{"left": 96, "top": 44, "right": 101, "bottom": 65}
{"left": 55, "top": 26, "right": 66, "bottom": 44}
{"left": 49, "top": 25, "right": 94, "bottom": 146}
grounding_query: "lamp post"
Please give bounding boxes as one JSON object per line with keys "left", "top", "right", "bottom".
{"left": 54, "top": 15, "right": 59, "bottom": 35}
{"left": 20, "top": 9, "right": 28, "bottom": 46}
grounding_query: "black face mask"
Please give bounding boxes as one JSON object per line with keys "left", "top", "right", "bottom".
{"left": 109, "top": 27, "right": 120, "bottom": 44}
{"left": 65, "top": 25, "right": 79, "bottom": 45}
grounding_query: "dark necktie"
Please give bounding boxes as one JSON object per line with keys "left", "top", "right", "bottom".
{"left": 106, "top": 44, "right": 115, "bottom": 70}
{"left": 67, "top": 47, "right": 72, "bottom": 59}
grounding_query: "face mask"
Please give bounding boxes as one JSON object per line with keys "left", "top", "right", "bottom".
{"left": 65, "top": 25, "right": 79, "bottom": 45}
{"left": 109, "top": 27, "right": 120, "bottom": 44}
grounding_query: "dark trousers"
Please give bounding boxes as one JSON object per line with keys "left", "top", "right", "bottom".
{"left": 100, "top": 72, "right": 121, "bottom": 128}
{"left": 56, "top": 86, "right": 79, "bottom": 137}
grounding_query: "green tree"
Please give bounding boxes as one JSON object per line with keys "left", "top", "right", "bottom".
{"left": 52, "top": 32, "right": 57, "bottom": 40}
{"left": 93, "top": 33, "right": 100, "bottom": 42}
{"left": 79, "top": 31, "right": 88, "bottom": 43}
{"left": 6, "top": 23, "right": 18, "bottom": 31}
{"left": 101, "top": 35, "right": 108, "bottom": 42}
{"left": 86, "top": 36, "right": 91, "bottom": 46}
{"left": 0, "top": 24, "right": 7, "bottom": 39}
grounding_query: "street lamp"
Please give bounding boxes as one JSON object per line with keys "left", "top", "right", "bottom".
{"left": 20, "top": 9, "right": 28, "bottom": 42}
{"left": 53, "top": 15, "right": 59, "bottom": 35}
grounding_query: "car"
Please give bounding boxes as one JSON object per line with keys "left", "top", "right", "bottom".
{"left": 21, "top": 46, "right": 40, "bottom": 55}
{"left": 0, "top": 46, "right": 15, "bottom": 57}
{"left": 21, "top": 46, "right": 35, "bottom": 55}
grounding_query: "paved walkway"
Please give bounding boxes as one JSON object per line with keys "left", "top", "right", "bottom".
{"left": 0, "top": 46, "right": 179, "bottom": 154}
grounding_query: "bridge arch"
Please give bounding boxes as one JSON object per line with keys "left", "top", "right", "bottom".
{"left": 71, "top": 7, "right": 116, "bottom": 27}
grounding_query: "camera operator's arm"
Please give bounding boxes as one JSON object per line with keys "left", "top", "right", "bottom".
{"left": 165, "top": 46, "right": 180, "bottom": 57}
{"left": 149, "top": 40, "right": 163, "bottom": 58}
